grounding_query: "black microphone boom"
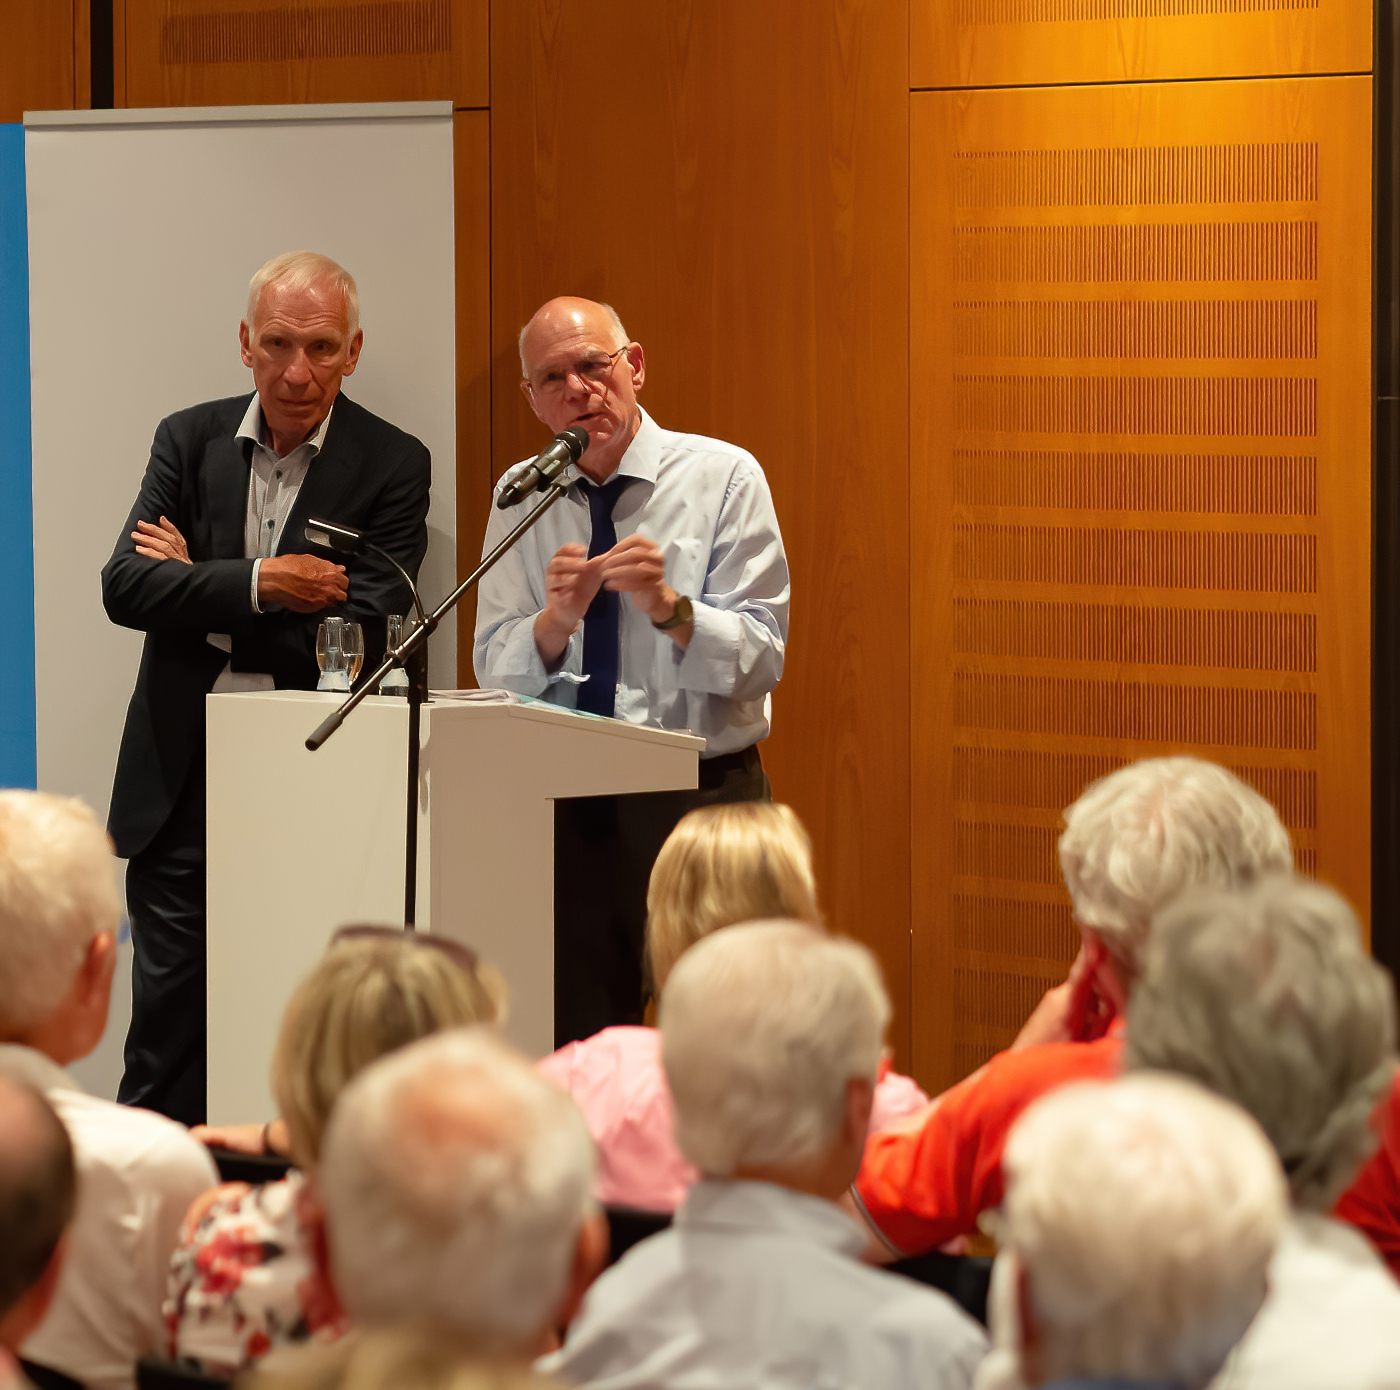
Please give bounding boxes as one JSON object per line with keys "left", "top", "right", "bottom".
{"left": 496, "top": 425, "right": 590, "bottom": 508}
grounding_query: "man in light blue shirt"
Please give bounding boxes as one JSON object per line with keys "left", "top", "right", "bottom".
{"left": 543, "top": 921, "right": 989, "bottom": 1390}
{"left": 475, "top": 298, "right": 790, "bottom": 1043}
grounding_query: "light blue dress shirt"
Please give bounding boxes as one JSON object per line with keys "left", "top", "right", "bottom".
{"left": 543, "top": 1179, "right": 989, "bottom": 1390}
{"left": 472, "top": 410, "right": 789, "bottom": 757}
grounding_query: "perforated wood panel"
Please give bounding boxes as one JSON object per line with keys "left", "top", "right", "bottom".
{"left": 124, "top": 0, "right": 487, "bottom": 106}
{"left": 910, "top": 77, "right": 1371, "bottom": 1093}
{"left": 912, "top": 0, "right": 1369, "bottom": 87}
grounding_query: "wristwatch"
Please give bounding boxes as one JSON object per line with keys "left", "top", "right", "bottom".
{"left": 652, "top": 593, "right": 693, "bottom": 631}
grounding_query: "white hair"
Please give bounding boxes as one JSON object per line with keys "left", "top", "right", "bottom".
{"left": 0, "top": 792, "right": 120, "bottom": 1030}
{"left": 318, "top": 1028, "right": 596, "bottom": 1352}
{"left": 1058, "top": 757, "right": 1293, "bottom": 977}
{"left": 517, "top": 300, "right": 628, "bottom": 375}
{"left": 245, "top": 250, "right": 359, "bottom": 340}
{"left": 1126, "top": 875, "right": 1398, "bottom": 1209}
{"left": 660, "top": 919, "right": 889, "bottom": 1175}
{"left": 1003, "top": 1073, "right": 1286, "bottom": 1389}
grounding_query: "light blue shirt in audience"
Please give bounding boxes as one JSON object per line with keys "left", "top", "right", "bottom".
{"left": 473, "top": 409, "right": 789, "bottom": 757}
{"left": 544, "top": 1178, "right": 988, "bottom": 1390}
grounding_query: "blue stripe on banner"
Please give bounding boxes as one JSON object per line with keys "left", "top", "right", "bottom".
{"left": 0, "top": 127, "right": 37, "bottom": 789}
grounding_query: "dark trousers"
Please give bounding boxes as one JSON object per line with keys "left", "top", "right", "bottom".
{"left": 117, "top": 764, "right": 207, "bottom": 1126}
{"left": 553, "top": 745, "right": 769, "bottom": 1046}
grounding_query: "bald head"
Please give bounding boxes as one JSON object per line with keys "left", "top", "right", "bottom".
{"left": 518, "top": 297, "right": 628, "bottom": 375}
{"left": 0, "top": 1074, "right": 75, "bottom": 1327}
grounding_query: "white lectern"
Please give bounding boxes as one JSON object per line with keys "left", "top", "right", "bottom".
{"left": 205, "top": 690, "right": 702, "bottom": 1123}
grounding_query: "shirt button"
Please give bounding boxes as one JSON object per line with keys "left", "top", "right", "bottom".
{"left": 267, "top": 520, "right": 274, "bottom": 529}
{"left": 275, "top": 471, "right": 282, "bottom": 479}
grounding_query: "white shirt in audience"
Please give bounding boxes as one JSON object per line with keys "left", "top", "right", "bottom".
{"left": 0, "top": 1045, "right": 218, "bottom": 1390}
{"left": 1212, "top": 1210, "right": 1400, "bottom": 1389}
{"left": 543, "top": 1178, "right": 988, "bottom": 1390}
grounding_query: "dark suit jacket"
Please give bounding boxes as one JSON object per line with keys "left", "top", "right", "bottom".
{"left": 102, "top": 391, "right": 431, "bottom": 860}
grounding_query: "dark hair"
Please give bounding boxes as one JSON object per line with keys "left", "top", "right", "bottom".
{"left": 0, "top": 1078, "right": 76, "bottom": 1317}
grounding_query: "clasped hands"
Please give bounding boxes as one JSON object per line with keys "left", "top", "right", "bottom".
{"left": 535, "top": 535, "right": 680, "bottom": 661}
{"left": 132, "top": 515, "right": 348, "bottom": 613}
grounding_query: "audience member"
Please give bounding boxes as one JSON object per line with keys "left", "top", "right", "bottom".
{"left": 980, "top": 1074, "right": 1285, "bottom": 1390}
{"left": 848, "top": 757, "right": 1293, "bottom": 1257}
{"left": 316, "top": 1028, "right": 605, "bottom": 1360}
{"left": 0, "top": 1077, "right": 77, "bottom": 1390}
{"left": 0, "top": 791, "right": 217, "bottom": 1390}
{"left": 540, "top": 802, "right": 928, "bottom": 1210}
{"left": 1335, "top": 1071, "right": 1400, "bottom": 1278}
{"left": 167, "top": 928, "right": 504, "bottom": 1375}
{"left": 1126, "top": 876, "right": 1400, "bottom": 1387}
{"left": 239, "top": 1325, "right": 561, "bottom": 1390}
{"left": 546, "top": 921, "right": 988, "bottom": 1390}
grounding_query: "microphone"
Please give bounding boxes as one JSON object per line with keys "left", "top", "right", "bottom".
{"left": 496, "top": 425, "right": 590, "bottom": 508}
{"left": 304, "top": 519, "right": 427, "bottom": 625}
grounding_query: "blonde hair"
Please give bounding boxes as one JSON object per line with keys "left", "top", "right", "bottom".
{"left": 246, "top": 250, "right": 360, "bottom": 340}
{"left": 0, "top": 792, "right": 120, "bottom": 1030}
{"left": 645, "top": 802, "right": 819, "bottom": 990}
{"left": 271, "top": 934, "right": 503, "bottom": 1168}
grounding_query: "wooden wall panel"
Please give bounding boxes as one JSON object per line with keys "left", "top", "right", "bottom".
{"left": 911, "top": 76, "right": 1372, "bottom": 1093}
{"left": 123, "top": 0, "right": 487, "bottom": 108}
{"left": 489, "top": 1, "right": 915, "bottom": 1064}
{"left": 0, "top": 1, "right": 78, "bottom": 122}
{"left": 454, "top": 108, "right": 490, "bottom": 684}
{"left": 912, "top": 0, "right": 1370, "bottom": 88}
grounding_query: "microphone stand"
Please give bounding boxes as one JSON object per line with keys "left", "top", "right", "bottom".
{"left": 305, "top": 478, "right": 572, "bottom": 929}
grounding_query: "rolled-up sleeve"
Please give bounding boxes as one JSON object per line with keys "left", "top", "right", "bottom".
{"left": 675, "top": 461, "right": 788, "bottom": 703}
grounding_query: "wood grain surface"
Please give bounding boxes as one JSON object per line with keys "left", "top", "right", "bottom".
{"left": 488, "top": 0, "right": 915, "bottom": 1066}
{"left": 911, "top": 76, "right": 1372, "bottom": 1092}
{"left": 123, "top": 0, "right": 487, "bottom": 108}
{"left": 0, "top": 1, "right": 77, "bottom": 122}
{"left": 912, "top": 0, "right": 1371, "bottom": 89}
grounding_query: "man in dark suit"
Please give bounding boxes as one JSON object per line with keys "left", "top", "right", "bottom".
{"left": 102, "top": 251, "right": 431, "bottom": 1125}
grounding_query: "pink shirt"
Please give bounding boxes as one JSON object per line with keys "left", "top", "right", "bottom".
{"left": 539, "top": 1025, "right": 931, "bottom": 1212}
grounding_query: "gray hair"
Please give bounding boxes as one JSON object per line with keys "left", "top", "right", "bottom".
{"left": 1059, "top": 757, "right": 1293, "bottom": 977}
{"left": 660, "top": 919, "right": 889, "bottom": 1175}
{"left": 517, "top": 299, "right": 628, "bottom": 375}
{"left": 1003, "top": 1073, "right": 1285, "bottom": 1388}
{"left": 319, "top": 1028, "right": 596, "bottom": 1352}
{"left": 1126, "top": 875, "right": 1397, "bottom": 1209}
{"left": 0, "top": 792, "right": 120, "bottom": 1030}
{"left": 245, "top": 251, "right": 359, "bottom": 340}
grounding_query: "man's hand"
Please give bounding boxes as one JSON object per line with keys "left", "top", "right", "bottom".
{"left": 599, "top": 534, "right": 672, "bottom": 619}
{"left": 133, "top": 516, "right": 191, "bottom": 564}
{"left": 534, "top": 542, "right": 605, "bottom": 666}
{"left": 1010, "top": 944, "right": 1114, "bottom": 1051}
{"left": 257, "top": 554, "right": 348, "bottom": 613}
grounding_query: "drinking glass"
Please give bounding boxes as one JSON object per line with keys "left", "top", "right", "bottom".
{"left": 343, "top": 621, "right": 364, "bottom": 685}
{"left": 316, "top": 617, "right": 349, "bottom": 692}
{"left": 380, "top": 615, "right": 411, "bottom": 694}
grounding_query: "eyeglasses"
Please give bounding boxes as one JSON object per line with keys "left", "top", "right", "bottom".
{"left": 527, "top": 344, "right": 629, "bottom": 397}
{"left": 329, "top": 923, "right": 481, "bottom": 977}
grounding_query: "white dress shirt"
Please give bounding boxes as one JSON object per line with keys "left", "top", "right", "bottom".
{"left": 543, "top": 1179, "right": 988, "bottom": 1390}
{"left": 0, "top": 1045, "right": 218, "bottom": 1390}
{"left": 1210, "top": 1211, "right": 1400, "bottom": 1389}
{"left": 474, "top": 410, "right": 789, "bottom": 756}
{"left": 207, "top": 395, "right": 333, "bottom": 692}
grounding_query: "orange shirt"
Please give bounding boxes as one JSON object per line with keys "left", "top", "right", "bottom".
{"left": 1334, "top": 1070, "right": 1400, "bottom": 1280}
{"left": 853, "top": 1034, "right": 1124, "bottom": 1256}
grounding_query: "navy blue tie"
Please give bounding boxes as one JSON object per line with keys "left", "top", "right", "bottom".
{"left": 577, "top": 477, "right": 629, "bottom": 718}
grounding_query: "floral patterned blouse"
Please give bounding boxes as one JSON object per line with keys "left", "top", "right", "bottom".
{"left": 164, "top": 1172, "right": 348, "bottom": 1376}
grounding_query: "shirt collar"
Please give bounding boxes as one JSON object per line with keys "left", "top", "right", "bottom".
{"left": 0, "top": 1043, "right": 83, "bottom": 1096}
{"left": 675, "top": 1179, "right": 866, "bottom": 1260}
{"left": 236, "top": 393, "right": 336, "bottom": 460}
{"left": 569, "top": 406, "right": 662, "bottom": 490}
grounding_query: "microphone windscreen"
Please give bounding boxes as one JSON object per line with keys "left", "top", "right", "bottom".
{"left": 562, "top": 425, "right": 590, "bottom": 459}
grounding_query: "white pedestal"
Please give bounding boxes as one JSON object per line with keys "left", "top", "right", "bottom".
{"left": 205, "top": 690, "right": 701, "bottom": 1124}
